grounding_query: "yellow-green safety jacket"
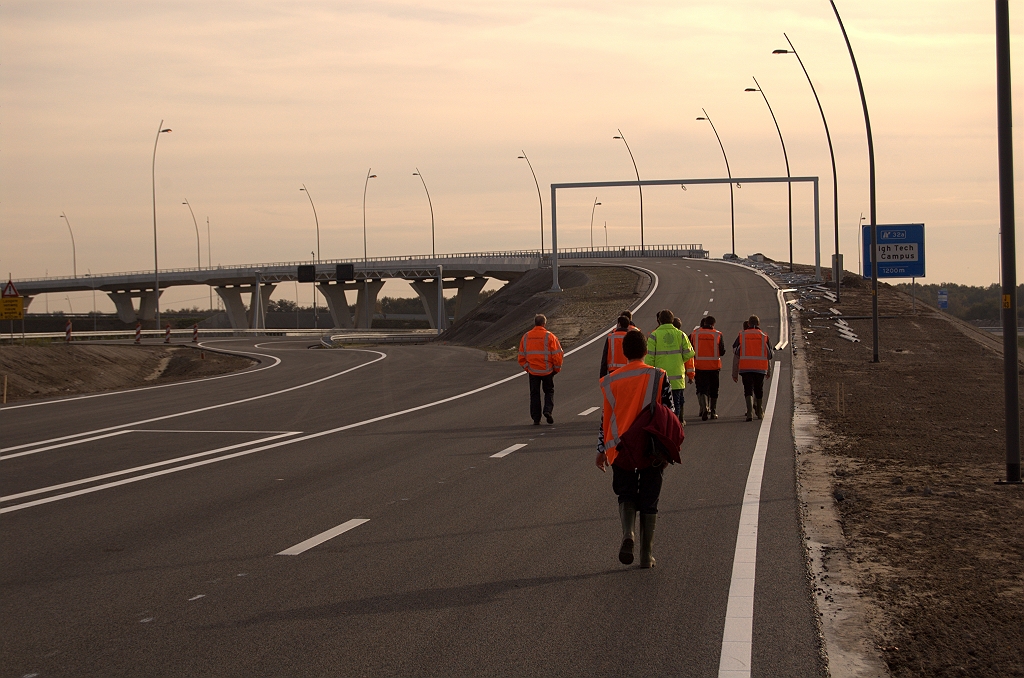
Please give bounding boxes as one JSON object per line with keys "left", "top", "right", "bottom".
{"left": 644, "top": 323, "right": 695, "bottom": 390}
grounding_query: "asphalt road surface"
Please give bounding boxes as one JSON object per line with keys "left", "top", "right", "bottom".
{"left": 0, "top": 259, "right": 825, "bottom": 678}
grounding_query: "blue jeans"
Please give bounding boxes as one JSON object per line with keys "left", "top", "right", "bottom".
{"left": 671, "top": 389, "right": 684, "bottom": 417}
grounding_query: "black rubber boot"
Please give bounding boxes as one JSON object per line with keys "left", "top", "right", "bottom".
{"left": 744, "top": 396, "right": 754, "bottom": 422}
{"left": 754, "top": 398, "right": 763, "bottom": 419}
{"left": 639, "top": 513, "right": 657, "bottom": 568}
{"left": 618, "top": 502, "right": 637, "bottom": 565}
{"left": 698, "top": 394, "right": 708, "bottom": 420}
{"left": 709, "top": 397, "right": 718, "bottom": 419}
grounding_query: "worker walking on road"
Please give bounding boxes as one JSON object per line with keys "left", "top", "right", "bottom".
{"left": 518, "top": 314, "right": 563, "bottom": 425}
{"left": 645, "top": 309, "right": 695, "bottom": 424}
{"left": 691, "top": 316, "right": 727, "bottom": 420}
{"left": 600, "top": 314, "right": 632, "bottom": 378}
{"left": 595, "top": 329, "right": 673, "bottom": 568}
{"left": 732, "top": 314, "right": 773, "bottom": 421}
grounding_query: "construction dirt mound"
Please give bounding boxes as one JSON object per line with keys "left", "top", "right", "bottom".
{"left": 796, "top": 266, "right": 1024, "bottom": 677}
{"left": 441, "top": 265, "right": 650, "bottom": 357}
{"left": 0, "top": 344, "right": 256, "bottom": 403}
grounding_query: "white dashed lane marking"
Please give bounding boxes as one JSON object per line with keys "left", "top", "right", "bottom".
{"left": 491, "top": 444, "right": 527, "bottom": 459}
{"left": 277, "top": 518, "right": 370, "bottom": 556}
{"left": 578, "top": 406, "right": 600, "bottom": 416}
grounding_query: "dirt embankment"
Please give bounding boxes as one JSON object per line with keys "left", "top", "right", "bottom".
{"left": 0, "top": 344, "right": 256, "bottom": 403}
{"left": 798, "top": 270, "right": 1024, "bottom": 677}
{"left": 442, "top": 265, "right": 648, "bottom": 358}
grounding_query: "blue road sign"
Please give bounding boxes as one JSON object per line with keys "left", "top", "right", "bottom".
{"left": 938, "top": 288, "right": 949, "bottom": 310}
{"left": 862, "top": 223, "right": 925, "bottom": 278}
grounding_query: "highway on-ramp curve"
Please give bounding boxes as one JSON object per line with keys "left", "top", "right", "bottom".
{"left": 0, "top": 260, "right": 825, "bottom": 678}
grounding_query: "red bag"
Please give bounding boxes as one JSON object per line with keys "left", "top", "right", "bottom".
{"left": 614, "top": 386, "right": 685, "bottom": 469}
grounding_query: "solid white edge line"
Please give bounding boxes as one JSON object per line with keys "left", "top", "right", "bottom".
{"left": 490, "top": 443, "right": 527, "bottom": 459}
{"left": 1, "top": 268, "right": 664, "bottom": 513}
{"left": 714, "top": 259, "right": 789, "bottom": 350}
{"left": 277, "top": 518, "right": 370, "bottom": 556}
{"left": 0, "top": 349, "right": 386, "bottom": 454}
{"left": 0, "top": 430, "right": 134, "bottom": 460}
{"left": 0, "top": 343, "right": 283, "bottom": 411}
{"left": 717, "top": 361, "right": 782, "bottom": 678}
{"left": 0, "top": 432, "right": 301, "bottom": 503}
{"left": 578, "top": 406, "right": 600, "bottom": 416}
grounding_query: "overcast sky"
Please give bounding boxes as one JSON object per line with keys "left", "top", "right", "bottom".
{"left": 2, "top": 1, "right": 1022, "bottom": 311}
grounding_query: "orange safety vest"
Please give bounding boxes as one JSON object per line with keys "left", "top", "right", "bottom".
{"left": 691, "top": 327, "right": 723, "bottom": 371}
{"left": 599, "top": 360, "right": 665, "bottom": 466}
{"left": 518, "top": 326, "right": 564, "bottom": 376}
{"left": 737, "top": 328, "right": 770, "bottom": 374}
{"left": 605, "top": 330, "right": 629, "bottom": 373}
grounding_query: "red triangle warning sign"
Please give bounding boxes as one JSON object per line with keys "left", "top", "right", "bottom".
{"left": 2, "top": 279, "right": 20, "bottom": 298}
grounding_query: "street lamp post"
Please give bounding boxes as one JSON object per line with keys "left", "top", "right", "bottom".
{"left": 518, "top": 152, "right": 544, "bottom": 252}
{"left": 363, "top": 169, "right": 377, "bottom": 330}
{"left": 181, "top": 199, "right": 202, "bottom": 270}
{"left": 413, "top": 168, "right": 435, "bottom": 257}
{"left": 613, "top": 129, "right": 644, "bottom": 252}
{"left": 604, "top": 220, "right": 608, "bottom": 247}
{"left": 59, "top": 212, "right": 77, "bottom": 278}
{"left": 300, "top": 185, "right": 321, "bottom": 326}
{"left": 151, "top": 120, "right": 172, "bottom": 330}
{"left": 299, "top": 185, "right": 320, "bottom": 268}
{"left": 829, "top": 1, "right": 879, "bottom": 363}
{"left": 696, "top": 110, "right": 737, "bottom": 256}
{"left": 311, "top": 251, "right": 317, "bottom": 327}
{"left": 206, "top": 217, "right": 212, "bottom": 311}
{"left": 995, "top": 0, "right": 1021, "bottom": 483}
{"left": 745, "top": 80, "right": 792, "bottom": 272}
{"left": 589, "top": 198, "right": 602, "bottom": 248}
{"left": 774, "top": 33, "right": 840, "bottom": 299}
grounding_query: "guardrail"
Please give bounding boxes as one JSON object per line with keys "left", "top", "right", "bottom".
{"left": 13, "top": 244, "right": 705, "bottom": 283}
{"left": 0, "top": 329, "right": 336, "bottom": 343}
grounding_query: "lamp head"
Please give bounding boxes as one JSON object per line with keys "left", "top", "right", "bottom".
{"left": 517, "top": 155, "right": 526, "bottom": 159}
{"left": 160, "top": 128, "right": 172, "bottom": 133}
{"left": 772, "top": 49, "right": 790, "bottom": 54}
{"left": 681, "top": 185, "right": 687, "bottom": 191}
{"left": 696, "top": 116, "right": 707, "bottom": 120}
{"left": 596, "top": 202, "right": 602, "bottom": 205}
{"left": 613, "top": 135, "right": 622, "bottom": 139}
{"left": 744, "top": 87, "right": 758, "bottom": 92}
{"left": 300, "top": 187, "right": 306, "bottom": 191}
{"left": 369, "top": 174, "right": 377, "bottom": 179}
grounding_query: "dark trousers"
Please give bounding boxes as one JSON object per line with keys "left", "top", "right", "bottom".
{"left": 741, "top": 372, "right": 765, "bottom": 399}
{"left": 612, "top": 464, "right": 665, "bottom": 515}
{"left": 694, "top": 369, "right": 721, "bottom": 398}
{"left": 528, "top": 372, "right": 555, "bottom": 422}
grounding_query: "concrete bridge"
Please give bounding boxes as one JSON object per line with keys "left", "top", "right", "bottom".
{"left": 12, "top": 245, "right": 707, "bottom": 330}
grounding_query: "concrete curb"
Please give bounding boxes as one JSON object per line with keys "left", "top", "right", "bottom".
{"left": 791, "top": 309, "right": 890, "bottom": 678}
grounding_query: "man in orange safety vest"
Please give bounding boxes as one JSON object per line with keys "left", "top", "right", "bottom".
{"left": 732, "top": 314, "right": 773, "bottom": 421}
{"left": 690, "top": 315, "right": 727, "bottom": 420}
{"left": 600, "top": 314, "right": 632, "bottom": 378}
{"left": 595, "top": 329, "right": 673, "bottom": 568}
{"left": 518, "top": 314, "right": 564, "bottom": 425}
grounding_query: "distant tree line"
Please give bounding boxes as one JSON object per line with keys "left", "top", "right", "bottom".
{"left": 894, "top": 282, "right": 1024, "bottom": 325}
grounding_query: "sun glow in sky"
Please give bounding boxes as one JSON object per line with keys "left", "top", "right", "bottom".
{"left": 2, "top": 1, "right": 1023, "bottom": 310}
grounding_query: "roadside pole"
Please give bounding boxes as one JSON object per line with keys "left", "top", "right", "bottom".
{"left": 996, "top": 0, "right": 1021, "bottom": 483}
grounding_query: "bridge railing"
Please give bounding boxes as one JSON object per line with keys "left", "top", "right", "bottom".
{"left": 13, "top": 244, "right": 705, "bottom": 283}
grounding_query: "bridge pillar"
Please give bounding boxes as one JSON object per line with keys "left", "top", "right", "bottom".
{"left": 215, "top": 286, "right": 250, "bottom": 330}
{"left": 138, "top": 290, "right": 160, "bottom": 321}
{"left": 317, "top": 283, "right": 354, "bottom": 329}
{"left": 452, "top": 277, "right": 488, "bottom": 320}
{"left": 108, "top": 291, "right": 139, "bottom": 324}
{"left": 248, "top": 284, "right": 276, "bottom": 329}
{"left": 354, "top": 280, "right": 385, "bottom": 329}
{"left": 410, "top": 278, "right": 447, "bottom": 330}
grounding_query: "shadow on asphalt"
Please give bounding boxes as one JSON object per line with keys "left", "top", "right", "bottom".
{"left": 206, "top": 568, "right": 631, "bottom": 627}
